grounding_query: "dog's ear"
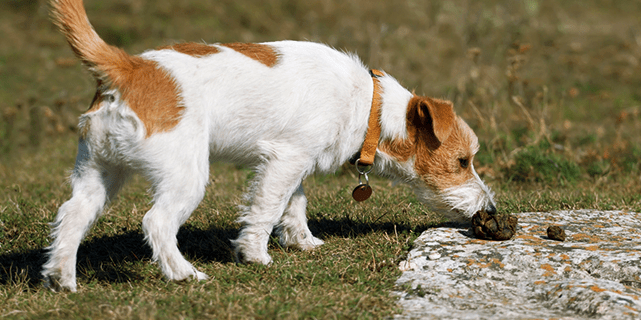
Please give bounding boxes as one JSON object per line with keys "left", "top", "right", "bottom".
{"left": 407, "top": 96, "right": 456, "bottom": 148}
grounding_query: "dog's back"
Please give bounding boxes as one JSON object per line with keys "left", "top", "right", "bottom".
{"left": 142, "top": 41, "right": 372, "bottom": 169}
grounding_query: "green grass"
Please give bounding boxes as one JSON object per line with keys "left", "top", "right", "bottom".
{"left": 504, "top": 139, "right": 582, "bottom": 185}
{"left": 2, "top": 0, "right": 641, "bottom": 318}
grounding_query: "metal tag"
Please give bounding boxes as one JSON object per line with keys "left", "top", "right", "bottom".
{"left": 352, "top": 184, "right": 372, "bottom": 202}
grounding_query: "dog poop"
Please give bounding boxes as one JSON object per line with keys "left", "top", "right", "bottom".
{"left": 471, "top": 211, "right": 518, "bottom": 241}
{"left": 547, "top": 226, "right": 566, "bottom": 241}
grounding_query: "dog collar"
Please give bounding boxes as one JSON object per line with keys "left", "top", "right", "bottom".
{"left": 349, "top": 69, "right": 384, "bottom": 202}
{"left": 355, "top": 69, "right": 384, "bottom": 166}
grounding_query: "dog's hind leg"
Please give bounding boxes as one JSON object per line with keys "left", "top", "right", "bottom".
{"left": 275, "top": 184, "right": 324, "bottom": 250}
{"left": 42, "top": 139, "right": 129, "bottom": 292}
{"left": 141, "top": 156, "right": 209, "bottom": 282}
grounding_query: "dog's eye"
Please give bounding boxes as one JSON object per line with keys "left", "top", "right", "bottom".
{"left": 459, "top": 158, "right": 469, "bottom": 169}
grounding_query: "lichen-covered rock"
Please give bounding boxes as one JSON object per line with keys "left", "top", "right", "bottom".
{"left": 395, "top": 210, "right": 641, "bottom": 319}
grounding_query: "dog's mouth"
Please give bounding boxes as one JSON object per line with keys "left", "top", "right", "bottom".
{"left": 412, "top": 182, "right": 496, "bottom": 221}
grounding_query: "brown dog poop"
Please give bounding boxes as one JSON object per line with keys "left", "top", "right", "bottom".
{"left": 471, "top": 210, "right": 518, "bottom": 240}
{"left": 547, "top": 226, "right": 566, "bottom": 241}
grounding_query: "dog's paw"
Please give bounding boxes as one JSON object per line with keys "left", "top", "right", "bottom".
{"left": 195, "top": 270, "right": 209, "bottom": 280}
{"left": 171, "top": 268, "right": 209, "bottom": 283}
{"left": 278, "top": 229, "right": 325, "bottom": 251}
{"left": 235, "top": 249, "right": 273, "bottom": 265}
{"left": 43, "top": 274, "right": 77, "bottom": 293}
{"left": 291, "top": 236, "right": 324, "bottom": 251}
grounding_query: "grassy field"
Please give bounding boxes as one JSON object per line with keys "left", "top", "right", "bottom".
{"left": 1, "top": 0, "right": 641, "bottom": 318}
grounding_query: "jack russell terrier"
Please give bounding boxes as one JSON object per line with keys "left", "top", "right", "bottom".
{"left": 43, "top": 0, "right": 496, "bottom": 292}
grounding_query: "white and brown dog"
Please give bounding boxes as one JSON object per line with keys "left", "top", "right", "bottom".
{"left": 43, "top": 0, "right": 496, "bottom": 292}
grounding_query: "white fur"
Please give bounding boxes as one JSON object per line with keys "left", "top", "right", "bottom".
{"left": 377, "top": 73, "right": 414, "bottom": 141}
{"left": 42, "top": 40, "right": 495, "bottom": 292}
{"left": 418, "top": 164, "right": 496, "bottom": 222}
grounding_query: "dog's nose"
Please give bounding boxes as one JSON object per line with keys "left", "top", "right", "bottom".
{"left": 486, "top": 203, "right": 497, "bottom": 215}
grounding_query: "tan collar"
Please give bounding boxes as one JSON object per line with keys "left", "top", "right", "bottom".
{"left": 356, "top": 69, "right": 384, "bottom": 166}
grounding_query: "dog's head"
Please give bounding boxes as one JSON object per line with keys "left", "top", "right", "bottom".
{"left": 379, "top": 95, "right": 495, "bottom": 220}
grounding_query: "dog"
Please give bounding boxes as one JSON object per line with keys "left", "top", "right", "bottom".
{"left": 42, "top": 0, "right": 496, "bottom": 292}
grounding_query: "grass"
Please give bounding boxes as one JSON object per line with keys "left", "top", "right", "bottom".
{"left": 1, "top": 0, "right": 641, "bottom": 318}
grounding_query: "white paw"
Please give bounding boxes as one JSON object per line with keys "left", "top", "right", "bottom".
{"left": 298, "top": 236, "right": 325, "bottom": 251}
{"left": 235, "top": 249, "right": 273, "bottom": 265}
{"left": 195, "top": 270, "right": 209, "bottom": 280}
{"left": 170, "top": 268, "right": 209, "bottom": 283}
{"left": 280, "top": 233, "right": 325, "bottom": 251}
{"left": 43, "top": 274, "right": 77, "bottom": 293}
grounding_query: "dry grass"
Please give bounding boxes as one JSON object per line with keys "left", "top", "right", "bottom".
{"left": 1, "top": 0, "right": 641, "bottom": 318}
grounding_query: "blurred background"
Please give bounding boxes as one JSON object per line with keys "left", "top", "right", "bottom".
{"left": 1, "top": 0, "right": 640, "bottom": 189}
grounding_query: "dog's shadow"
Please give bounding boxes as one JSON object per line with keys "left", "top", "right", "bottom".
{"left": 309, "top": 216, "right": 430, "bottom": 239}
{"left": 0, "top": 217, "right": 430, "bottom": 288}
{"left": 0, "top": 224, "right": 239, "bottom": 288}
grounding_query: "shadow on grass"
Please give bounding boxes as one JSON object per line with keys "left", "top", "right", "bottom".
{"left": 0, "top": 225, "right": 239, "bottom": 288}
{"left": 0, "top": 217, "right": 435, "bottom": 288}
{"left": 310, "top": 217, "right": 436, "bottom": 239}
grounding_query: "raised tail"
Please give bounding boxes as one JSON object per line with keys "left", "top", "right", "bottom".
{"left": 50, "top": 0, "right": 133, "bottom": 82}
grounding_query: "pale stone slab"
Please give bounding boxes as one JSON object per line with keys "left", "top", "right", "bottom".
{"left": 394, "top": 210, "right": 641, "bottom": 320}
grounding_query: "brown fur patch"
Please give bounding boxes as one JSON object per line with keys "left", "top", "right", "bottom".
{"left": 407, "top": 96, "right": 455, "bottom": 148}
{"left": 158, "top": 42, "right": 220, "bottom": 57}
{"left": 380, "top": 96, "right": 476, "bottom": 191}
{"left": 221, "top": 43, "right": 280, "bottom": 67}
{"left": 89, "top": 55, "right": 184, "bottom": 137}
{"left": 414, "top": 117, "right": 476, "bottom": 190}
{"left": 379, "top": 137, "right": 414, "bottom": 163}
{"left": 86, "top": 88, "right": 106, "bottom": 113}
{"left": 83, "top": 57, "right": 184, "bottom": 137}
{"left": 111, "top": 57, "right": 183, "bottom": 137}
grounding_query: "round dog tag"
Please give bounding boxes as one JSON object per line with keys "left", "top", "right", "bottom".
{"left": 352, "top": 184, "right": 372, "bottom": 202}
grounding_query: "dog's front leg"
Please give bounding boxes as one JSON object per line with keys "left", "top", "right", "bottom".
{"left": 276, "top": 184, "right": 324, "bottom": 250}
{"left": 232, "top": 152, "right": 310, "bottom": 264}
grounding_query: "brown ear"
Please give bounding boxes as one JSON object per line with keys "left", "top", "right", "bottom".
{"left": 407, "top": 96, "right": 456, "bottom": 146}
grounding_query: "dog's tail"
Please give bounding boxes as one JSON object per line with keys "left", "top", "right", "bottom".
{"left": 50, "top": 0, "right": 134, "bottom": 83}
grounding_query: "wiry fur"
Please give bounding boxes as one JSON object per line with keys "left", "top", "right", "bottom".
{"left": 42, "top": 0, "right": 496, "bottom": 292}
